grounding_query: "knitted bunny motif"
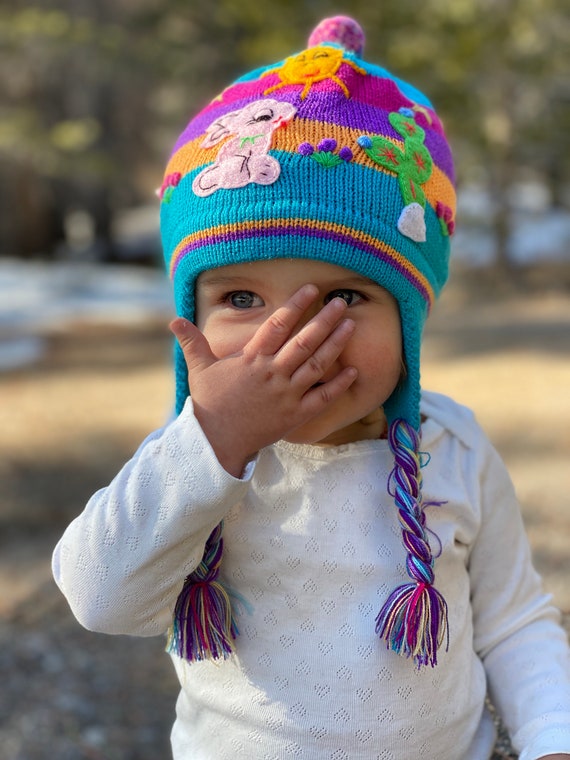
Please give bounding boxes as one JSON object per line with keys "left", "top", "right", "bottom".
{"left": 192, "top": 99, "right": 297, "bottom": 197}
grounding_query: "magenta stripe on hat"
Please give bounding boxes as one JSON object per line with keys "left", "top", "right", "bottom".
{"left": 173, "top": 74, "right": 420, "bottom": 145}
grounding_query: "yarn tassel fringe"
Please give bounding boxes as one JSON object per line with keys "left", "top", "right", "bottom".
{"left": 167, "top": 523, "right": 240, "bottom": 662}
{"left": 376, "top": 581, "right": 449, "bottom": 668}
{"left": 167, "top": 577, "right": 239, "bottom": 662}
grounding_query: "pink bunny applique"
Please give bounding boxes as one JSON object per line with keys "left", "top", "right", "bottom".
{"left": 192, "top": 99, "right": 297, "bottom": 197}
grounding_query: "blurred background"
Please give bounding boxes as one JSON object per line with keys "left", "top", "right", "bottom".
{"left": 0, "top": 1, "right": 569, "bottom": 758}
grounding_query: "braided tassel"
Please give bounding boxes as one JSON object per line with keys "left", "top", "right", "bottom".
{"left": 376, "top": 419, "right": 449, "bottom": 668}
{"left": 167, "top": 522, "right": 239, "bottom": 662}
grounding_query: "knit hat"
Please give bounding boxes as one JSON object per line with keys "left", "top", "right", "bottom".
{"left": 161, "top": 16, "right": 456, "bottom": 668}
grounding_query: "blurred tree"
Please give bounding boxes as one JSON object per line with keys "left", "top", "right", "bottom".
{"left": 367, "top": 0, "right": 569, "bottom": 267}
{"left": 0, "top": 0, "right": 567, "bottom": 265}
{"left": 0, "top": 0, "right": 162, "bottom": 259}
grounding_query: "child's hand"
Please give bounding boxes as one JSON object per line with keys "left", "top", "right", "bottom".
{"left": 170, "top": 285, "right": 357, "bottom": 477}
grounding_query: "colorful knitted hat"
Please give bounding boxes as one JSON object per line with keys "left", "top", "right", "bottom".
{"left": 161, "top": 16, "right": 456, "bottom": 668}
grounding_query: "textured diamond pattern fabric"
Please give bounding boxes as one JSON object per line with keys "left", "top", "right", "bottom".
{"left": 53, "top": 392, "right": 570, "bottom": 759}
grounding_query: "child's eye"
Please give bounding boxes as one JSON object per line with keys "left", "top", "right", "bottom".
{"left": 324, "top": 289, "right": 362, "bottom": 306}
{"left": 227, "top": 291, "right": 263, "bottom": 309}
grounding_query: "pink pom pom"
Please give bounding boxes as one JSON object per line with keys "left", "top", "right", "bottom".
{"left": 308, "top": 16, "right": 365, "bottom": 56}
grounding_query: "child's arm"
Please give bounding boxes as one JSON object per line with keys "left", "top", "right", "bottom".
{"left": 52, "top": 402, "right": 255, "bottom": 637}
{"left": 170, "top": 284, "right": 357, "bottom": 477}
{"left": 468, "top": 435, "right": 570, "bottom": 758}
{"left": 53, "top": 286, "right": 356, "bottom": 638}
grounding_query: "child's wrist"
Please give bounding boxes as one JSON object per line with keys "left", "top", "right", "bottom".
{"left": 194, "top": 410, "right": 257, "bottom": 478}
{"left": 215, "top": 446, "right": 257, "bottom": 479}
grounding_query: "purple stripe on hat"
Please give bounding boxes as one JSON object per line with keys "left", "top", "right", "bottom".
{"left": 172, "top": 75, "right": 413, "bottom": 151}
{"left": 172, "top": 223, "right": 432, "bottom": 305}
{"left": 295, "top": 89, "right": 454, "bottom": 181}
{"left": 171, "top": 78, "right": 453, "bottom": 182}
{"left": 300, "top": 79, "right": 446, "bottom": 139}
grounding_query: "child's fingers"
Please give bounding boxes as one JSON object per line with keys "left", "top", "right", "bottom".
{"left": 169, "top": 318, "right": 216, "bottom": 374}
{"left": 273, "top": 296, "right": 350, "bottom": 374}
{"left": 244, "top": 284, "right": 321, "bottom": 357}
{"left": 289, "top": 317, "right": 356, "bottom": 389}
{"left": 298, "top": 366, "right": 358, "bottom": 417}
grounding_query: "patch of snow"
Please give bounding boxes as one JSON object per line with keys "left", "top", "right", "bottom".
{"left": 0, "top": 260, "right": 173, "bottom": 371}
{"left": 453, "top": 208, "right": 570, "bottom": 267}
{"left": 0, "top": 336, "right": 46, "bottom": 371}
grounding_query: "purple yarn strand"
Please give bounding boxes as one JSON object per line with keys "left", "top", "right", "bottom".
{"left": 376, "top": 419, "right": 449, "bottom": 668}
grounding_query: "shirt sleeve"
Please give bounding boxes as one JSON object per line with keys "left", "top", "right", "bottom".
{"left": 468, "top": 433, "right": 570, "bottom": 759}
{"left": 52, "top": 398, "right": 255, "bottom": 638}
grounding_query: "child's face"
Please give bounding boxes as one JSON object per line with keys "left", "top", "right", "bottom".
{"left": 196, "top": 258, "right": 402, "bottom": 446}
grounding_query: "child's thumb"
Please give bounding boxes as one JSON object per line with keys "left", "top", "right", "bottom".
{"left": 169, "top": 318, "right": 215, "bottom": 374}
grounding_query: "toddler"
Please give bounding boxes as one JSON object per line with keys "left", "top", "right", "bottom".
{"left": 53, "top": 16, "right": 570, "bottom": 760}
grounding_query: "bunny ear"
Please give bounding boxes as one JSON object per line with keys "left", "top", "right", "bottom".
{"left": 201, "top": 111, "right": 241, "bottom": 147}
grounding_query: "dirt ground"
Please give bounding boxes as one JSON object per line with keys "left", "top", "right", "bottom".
{"left": 0, "top": 262, "right": 569, "bottom": 759}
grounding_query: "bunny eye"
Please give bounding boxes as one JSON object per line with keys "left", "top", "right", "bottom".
{"left": 253, "top": 109, "right": 274, "bottom": 122}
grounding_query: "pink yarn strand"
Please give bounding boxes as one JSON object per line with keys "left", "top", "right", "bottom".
{"left": 376, "top": 581, "right": 448, "bottom": 668}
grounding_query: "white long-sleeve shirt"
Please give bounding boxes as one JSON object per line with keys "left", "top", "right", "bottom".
{"left": 52, "top": 391, "right": 570, "bottom": 760}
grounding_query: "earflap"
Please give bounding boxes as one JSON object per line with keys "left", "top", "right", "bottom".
{"left": 174, "top": 340, "right": 190, "bottom": 416}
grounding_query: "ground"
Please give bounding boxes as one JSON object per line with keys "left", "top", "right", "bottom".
{"left": 0, "top": 262, "right": 568, "bottom": 759}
